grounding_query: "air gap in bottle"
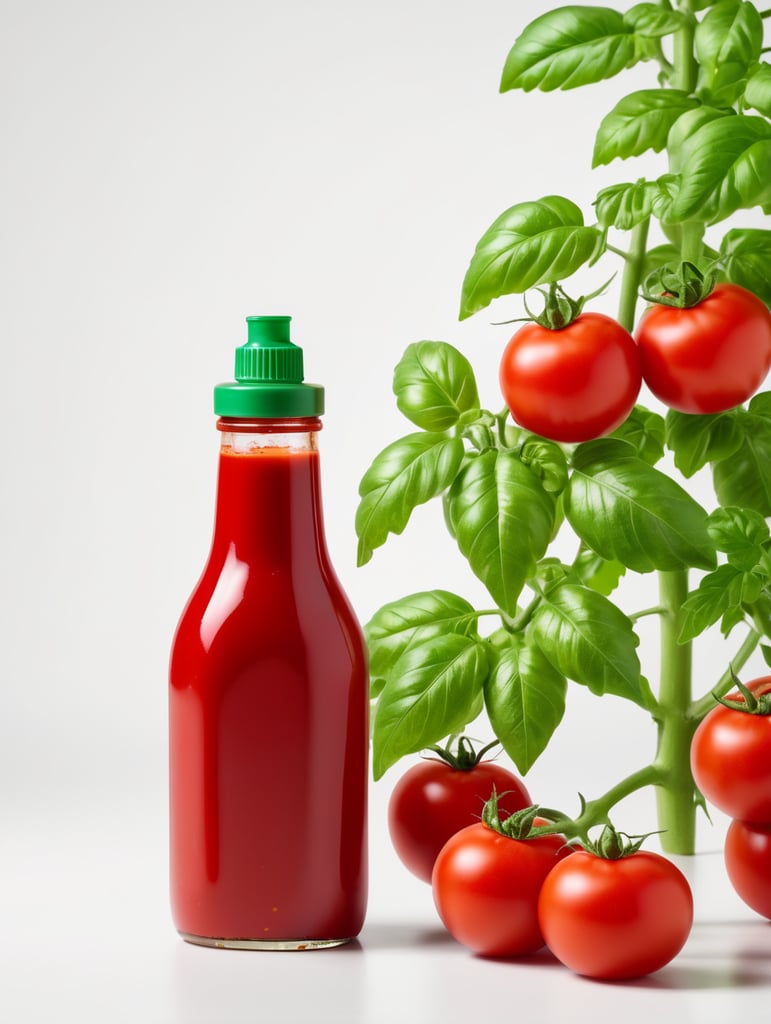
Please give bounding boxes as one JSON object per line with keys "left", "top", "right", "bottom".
{"left": 169, "top": 315, "right": 368, "bottom": 949}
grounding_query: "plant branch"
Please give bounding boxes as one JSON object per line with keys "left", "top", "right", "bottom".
{"left": 616, "top": 218, "right": 650, "bottom": 333}
{"left": 689, "top": 625, "right": 763, "bottom": 721}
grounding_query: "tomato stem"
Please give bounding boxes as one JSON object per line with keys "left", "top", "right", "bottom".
{"left": 689, "top": 625, "right": 762, "bottom": 721}
{"left": 616, "top": 218, "right": 650, "bottom": 333}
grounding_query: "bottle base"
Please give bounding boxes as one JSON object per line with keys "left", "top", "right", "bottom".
{"left": 178, "top": 930, "right": 354, "bottom": 951}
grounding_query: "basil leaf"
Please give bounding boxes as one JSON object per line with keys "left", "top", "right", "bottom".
{"left": 594, "top": 176, "right": 678, "bottom": 230}
{"left": 393, "top": 341, "right": 479, "bottom": 431}
{"left": 665, "top": 409, "right": 744, "bottom": 478}
{"left": 500, "top": 6, "right": 640, "bottom": 93}
{"left": 372, "top": 634, "right": 489, "bottom": 779}
{"left": 459, "top": 195, "right": 601, "bottom": 319}
{"left": 679, "top": 564, "right": 746, "bottom": 643}
{"left": 720, "top": 228, "right": 771, "bottom": 306}
{"left": 519, "top": 437, "right": 570, "bottom": 494}
{"left": 713, "top": 410, "right": 771, "bottom": 515}
{"left": 695, "top": 0, "right": 763, "bottom": 107}
{"left": 610, "top": 404, "right": 666, "bottom": 466}
{"left": 356, "top": 432, "right": 464, "bottom": 565}
{"left": 364, "top": 590, "right": 479, "bottom": 680}
{"left": 565, "top": 438, "right": 717, "bottom": 572}
{"left": 484, "top": 637, "right": 567, "bottom": 775}
{"left": 446, "top": 449, "right": 556, "bottom": 614}
{"left": 593, "top": 90, "right": 699, "bottom": 167}
{"left": 623, "top": 3, "right": 687, "bottom": 37}
{"left": 744, "top": 63, "right": 771, "bottom": 118}
{"left": 573, "top": 550, "right": 627, "bottom": 596}
{"left": 670, "top": 115, "right": 771, "bottom": 224}
{"left": 532, "top": 582, "right": 644, "bottom": 705}
{"left": 707, "top": 506, "right": 770, "bottom": 571}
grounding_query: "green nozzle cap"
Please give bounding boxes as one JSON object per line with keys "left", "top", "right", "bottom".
{"left": 213, "top": 315, "right": 324, "bottom": 418}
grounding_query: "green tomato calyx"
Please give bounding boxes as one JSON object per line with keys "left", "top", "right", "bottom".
{"left": 582, "top": 822, "right": 659, "bottom": 859}
{"left": 424, "top": 734, "right": 502, "bottom": 771}
{"left": 715, "top": 677, "right": 771, "bottom": 716}
{"left": 482, "top": 789, "right": 541, "bottom": 838}
{"left": 640, "top": 260, "right": 716, "bottom": 309}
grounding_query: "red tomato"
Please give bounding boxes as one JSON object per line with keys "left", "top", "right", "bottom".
{"left": 724, "top": 819, "right": 771, "bottom": 919}
{"left": 388, "top": 758, "right": 531, "bottom": 883}
{"left": 690, "top": 676, "right": 771, "bottom": 822}
{"left": 635, "top": 283, "right": 771, "bottom": 414}
{"left": 538, "top": 849, "right": 693, "bottom": 979}
{"left": 431, "top": 822, "right": 570, "bottom": 957}
{"left": 499, "top": 313, "right": 641, "bottom": 443}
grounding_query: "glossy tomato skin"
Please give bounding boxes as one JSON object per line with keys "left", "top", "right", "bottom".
{"left": 431, "top": 822, "right": 570, "bottom": 957}
{"left": 690, "top": 677, "right": 771, "bottom": 822}
{"left": 538, "top": 850, "right": 693, "bottom": 980}
{"left": 388, "top": 759, "right": 531, "bottom": 883}
{"left": 499, "top": 313, "right": 641, "bottom": 443}
{"left": 635, "top": 283, "right": 771, "bottom": 414}
{"left": 724, "top": 819, "right": 771, "bottom": 919}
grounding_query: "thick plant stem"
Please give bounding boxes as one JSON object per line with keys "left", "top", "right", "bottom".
{"left": 654, "top": 570, "right": 698, "bottom": 854}
{"left": 616, "top": 218, "right": 650, "bottom": 333}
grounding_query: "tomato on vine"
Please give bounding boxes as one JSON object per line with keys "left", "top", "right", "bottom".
{"left": 431, "top": 794, "right": 570, "bottom": 958}
{"left": 724, "top": 819, "right": 771, "bottom": 920}
{"left": 537, "top": 825, "right": 693, "bottom": 980}
{"left": 388, "top": 737, "right": 531, "bottom": 883}
{"left": 635, "top": 275, "right": 771, "bottom": 415}
{"left": 690, "top": 676, "right": 771, "bottom": 823}
{"left": 498, "top": 284, "right": 641, "bottom": 443}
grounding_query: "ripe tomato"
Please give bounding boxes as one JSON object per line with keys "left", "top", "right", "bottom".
{"left": 538, "top": 849, "right": 693, "bottom": 979}
{"left": 388, "top": 754, "right": 531, "bottom": 883}
{"left": 498, "top": 313, "right": 641, "bottom": 443}
{"left": 690, "top": 676, "right": 771, "bottom": 822}
{"left": 431, "top": 821, "right": 570, "bottom": 957}
{"left": 724, "top": 819, "right": 771, "bottom": 919}
{"left": 635, "top": 283, "right": 771, "bottom": 414}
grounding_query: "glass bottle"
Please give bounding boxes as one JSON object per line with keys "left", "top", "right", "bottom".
{"left": 169, "top": 316, "right": 368, "bottom": 949}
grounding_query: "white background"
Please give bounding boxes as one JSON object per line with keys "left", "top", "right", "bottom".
{"left": 2, "top": 1, "right": 771, "bottom": 1020}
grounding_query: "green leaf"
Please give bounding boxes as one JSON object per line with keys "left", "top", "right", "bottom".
{"left": 665, "top": 408, "right": 743, "bottom": 478}
{"left": 744, "top": 62, "right": 771, "bottom": 118}
{"left": 594, "top": 176, "right": 678, "bottom": 230}
{"left": 713, "top": 408, "right": 771, "bottom": 515}
{"left": 532, "top": 582, "right": 644, "bottom": 704}
{"left": 623, "top": 3, "right": 687, "bottom": 37}
{"left": 372, "top": 633, "right": 489, "bottom": 778}
{"left": 707, "top": 506, "right": 770, "bottom": 570}
{"left": 393, "top": 341, "right": 479, "bottom": 431}
{"left": 519, "top": 436, "right": 570, "bottom": 494}
{"left": 593, "top": 90, "right": 700, "bottom": 167}
{"left": 720, "top": 229, "right": 771, "bottom": 306}
{"left": 565, "top": 438, "right": 717, "bottom": 572}
{"left": 484, "top": 637, "right": 567, "bottom": 774}
{"left": 500, "top": 6, "right": 641, "bottom": 93}
{"left": 679, "top": 563, "right": 745, "bottom": 642}
{"left": 610, "top": 405, "right": 666, "bottom": 465}
{"left": 364, "top": 590, "right": 480, "bottom": 680}
{"left": 445, "top": 449, "right": 556, "bottom": 614}
{"left": 356, "top": 432, "right": 464, "bottom": 565}
{"left": 695, "top": 0, "right": 763, "bottom": 107}
{"left": 573, "top": 550, "right": 627, "bottom": 596}
{"left": 459, "top": 196, "right": 601, "bottom": 320}
{"left": 669, "top": 114, "right": 771, "bottom": 224}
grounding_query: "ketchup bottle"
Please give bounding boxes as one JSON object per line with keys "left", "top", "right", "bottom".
{"left": 169, "top": 315, "right": 368, "bottom": 949}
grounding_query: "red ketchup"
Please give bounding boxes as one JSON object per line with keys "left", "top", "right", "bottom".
{"left": 169, "top": 316, "right": 368, "bottom": 949}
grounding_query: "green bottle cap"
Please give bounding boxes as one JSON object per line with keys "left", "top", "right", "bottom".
{"left": 213, "top": 316, "right": 325, "bottom": 418}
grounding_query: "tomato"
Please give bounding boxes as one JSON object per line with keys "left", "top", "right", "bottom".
{"left": 635, "top": 283, "right": 771, "bottom": 414}
{"left": 724, "top": 819, "right": 771, "bottom": 919}
{"left": 690, "top": 676, "right": 771, "bottom": 822}
{"left": 538, "top": 849, "right": 693, "bottom": 979}
{"left": 388, "top": 754, "right": 531, "bottom": 883}
{"left": 431, "top": 821, "right": 570, "bottom": 957}
{"left": 498, "top": 313, "right": 641, "bottom": 443}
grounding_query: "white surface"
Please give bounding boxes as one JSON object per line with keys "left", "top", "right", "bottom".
{"left": 3, "top": 1, "right": 771, "bottom": 1018}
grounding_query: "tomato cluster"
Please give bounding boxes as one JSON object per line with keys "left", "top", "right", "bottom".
{"left": 388, "top": 745, "right": 693, "bottom": 980}
{"left": 690, "top": 676, "right": 771, "bottom": 919}
{"left": 499, "top": 283, "right": 771, "bottom": 443}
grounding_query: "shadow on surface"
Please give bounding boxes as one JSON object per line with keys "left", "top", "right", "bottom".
{"left": 359, "top": 922, "right": 457, "bottom": 950}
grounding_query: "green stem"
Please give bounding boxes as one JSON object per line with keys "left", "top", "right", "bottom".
{"left": 689, "top": 625, "right": 762, "bottom": 721}
{"left": 654, "top": 570, "right": 697, "bottom": 854}
{"left": 616, "top": 218, "right": 650, "bottom": 333}
{"left": 672, "top": 15, "right": 697, "bottom": 94}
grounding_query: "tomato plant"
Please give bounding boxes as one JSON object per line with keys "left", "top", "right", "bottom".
{"left": 690, "top": 676, "right": 771, "bottom": 822}
{"left": 538, "top": 826, "right": 693, "bottom": 980}
{"left": 431, "top": 796, "right": 570, "bottom": 958}
{"left": 499, "top": 311, "right": 641, "bottom": 443}
{"left": 724, "top": 819, "right": 771, "bottom": 919}
{"left": 636, "top": 283, "right": 771, "bottom": 414}
{"left": 388, "top": 737, "right": 531, "bottom": 883}
{"left": 356, "top": 2, "right": 771, "bottom": 857}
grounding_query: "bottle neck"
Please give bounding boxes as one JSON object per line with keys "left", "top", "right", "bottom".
{"left": 211, "top": 418, "right": 326, "bottom": 561}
